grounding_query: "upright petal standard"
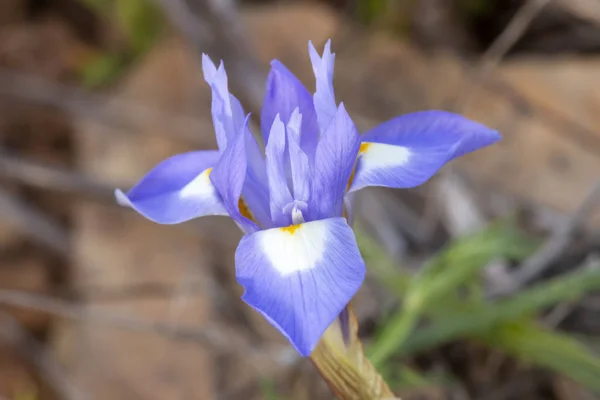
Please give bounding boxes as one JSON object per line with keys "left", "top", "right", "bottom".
{"left": 116, "top": 39, "right": 501, "bottom": 356}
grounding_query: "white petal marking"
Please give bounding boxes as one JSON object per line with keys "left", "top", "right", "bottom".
{"left": 259, "top": 221, "right": 328, "bottom": 276}
{"left": 358, "top": 142, "right": 411, "bottom": 173}
{"left": 179, "top": 168, "right": 217, "bottom": 200}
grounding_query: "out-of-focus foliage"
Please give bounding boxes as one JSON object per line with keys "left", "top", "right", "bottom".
{"left": 259, "top": 379, "right": 285, "bottom": 400}
{"left": 14, "top": 387, "right": 38, "bottom": 400}
{"left": 76, "top": 0, "right": 164, "bottom": 88}
{"left": 357, "top": 221, "right": 600, "bottom": 393}
{"left": 481, "top": 321, "right": 600, "bottom": 392}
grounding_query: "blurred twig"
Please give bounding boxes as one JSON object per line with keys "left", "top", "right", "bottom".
{"left": 455, "top": 0, "right": 552, "bottom": 112}
{"left": 0, "top": 188, "right": 69, "bottom": 254}
{"left": 554, "top": 0, "right": 600, "bottom": 25}
{"left": 0, "top": 69, "right": 211, "bottom": 145}
{"left": 0, "top": 151, "right": 114, "bottom": 201}
{"left": 152, "top": 0, "right": 266, "bottom": 117}
{"left": 438, "top": 0, "right": 553, "bottom": 291}
{"left": 0, "top": 288, "right": 296, "bottom": 368}
{"left": 0, "top": 311, "right": 87, "bottom": 400}
{"left": 490, "top": 182, "right": 600, "bottom": 298}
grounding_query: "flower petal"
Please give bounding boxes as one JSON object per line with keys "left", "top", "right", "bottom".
{"left": 349, "top": 111, "right": 501, "bottom": 192}
{"left": 265, "top": 115, "right": 293, "bottom": 226}
{"left": 115, "top": 151, "right": 227, "bottom": 224}
{"left": 310, "top": 103, "right": 361, "bottom": 220}
{"left": 261, "top": 60, "right": 319, "bottom": 159}
{"left": 211, "top": 116, "right": 260, "bottom": 233}
{"left": 308, "top": 39, "right": 337, "bottom": 133}
{"left": 287, "top": 108, "right": 310, "bottom": 202}
{"left": 203, "top": 54, "right": 244, "bottom": 151}
{"left": 242, "top": 123, "right": 272, "bottom": 229}
{"left": 235, "top": 217, "right": 365, "bottom": 356}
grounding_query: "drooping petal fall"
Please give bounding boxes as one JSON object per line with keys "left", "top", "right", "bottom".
{"left": 261, "top": 60, "right": 320, "bottom": 159}
{"left": 115, "top": 151, "right": 227, "bottom": 224}
{"left": 310, "top": 103, "right": 361, "bottom": 220}
{"left": 348, "top": 111, "right": 502, "bottom": 192}
{"left": 234, "top": 217, "right": 366, "bottom": 356}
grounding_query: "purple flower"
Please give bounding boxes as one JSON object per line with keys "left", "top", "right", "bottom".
{"left": 115, "top": 40, "right": 501, "bottom": 356}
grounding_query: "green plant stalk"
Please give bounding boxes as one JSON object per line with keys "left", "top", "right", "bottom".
{"left": 310, "top": 306, "right": 399, "bottom": 400}
{"left": 363, "top": 220, "right": 539, "bottom": 367}
{"left": 368, "top": 306, "right": 419, "bottom": 368}
{"left": 402, "top": 264, "right": 600, "bottom": 355}
{"left": 478, "top": 321, "right": 600, "bottom": 393}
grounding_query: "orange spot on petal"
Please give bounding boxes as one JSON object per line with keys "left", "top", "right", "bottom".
{"left": 281, "top": 224, "right": 301, "bottom": 235}
{"left": 238, "top": 197, "right": 255, "bottom": 221}
{"left": 359, "top": 142, "right": 371, "bottom": 154}
{"left": 346, "top": 164, "right": 357, "bottom": 191}
{"left": 346, "top": 142, "right": 371, "bottom": 191}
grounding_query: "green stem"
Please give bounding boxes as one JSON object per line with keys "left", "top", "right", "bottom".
{"left": 368, "top": 307, "right": 419, "bottom": 368}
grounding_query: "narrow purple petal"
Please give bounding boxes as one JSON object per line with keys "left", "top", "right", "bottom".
{"left": 261, "top": 60, "right": 319, "bottom": 160}
{"left": 349, "top": 111, "right": 501, "bottom": 192}
{"left": 308, "top": 40, "right": 337, "bottom": 134}
{"left": 115, "top": 151, "right": 227, "bottom": 224}
{"left": 211, "top": 116, "right": 260, "bottom": 233}
{"left": 235, "top": 217, "right": 365, "bottom": 356}
{"left": 203, "top": 54, "right": 245, "bottom": 151}
{"left": 310, "top": 103, "right": 361, "bottom": 220}
{"left": 265, "top": 115, "right": 293, "bottom": 226}
{"left": 242, "top": 124, "right": 272, "bottom": 229}
{"left": 287, "top": 108, "right": 310, "bottom": 202}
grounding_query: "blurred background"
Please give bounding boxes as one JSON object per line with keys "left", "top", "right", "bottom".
{"left": 1, "top": 0, "right": 600, "bottom": 399}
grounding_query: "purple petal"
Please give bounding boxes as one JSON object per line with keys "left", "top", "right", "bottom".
{"left": 115, "top": 151, "right": 227, "bottom": 224}
{"left": 310, "top": 103, "right": 361, "bottom": 220}
{"left": 211, "top": 116, "right": 260, "bottom": 233}
{"left": 243, "top": 125, "right": 273, "bottom": 229}
{"left": 265, "top": 115, "right": 293, "bottom": 226}
{"left": 203, "top": 54, "right": 244, "bottom": 151}
{"left": 287, "top": 108, "right": 310, "bottom": 202}
{"left": 349, "top": 111, "right": 501, "bottom": 192}
{"left": 308, "top": 40, "right": 337, "bottom": 134}
{"left": 261, "top": 60, "right": 319, "bottom": 160}
{"left": 235, "top": 217, "right": 365, "bottom": 356}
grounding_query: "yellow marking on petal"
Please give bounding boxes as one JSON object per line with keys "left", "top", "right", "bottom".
{"left": 359, "top": 142, "right": 371, "bottom": 154}
{"left": 346, "top": 142, "right": 373, "bottom": 191}
{"left": 281, "top": 224, "right": 301, "bottom": 235}
{"left": 204, "top": 167, "right": 213, "bottom": 177}
{"left": 346, "top": 164, "right": 357, "bottom": 191}
{"left": 238, "top": 197, "right": 256, "bottom": 222}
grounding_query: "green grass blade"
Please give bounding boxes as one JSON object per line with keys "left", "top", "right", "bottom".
{"left": 402, "top": 264, "right": 600, "bottom": 355}
{"left": 479, "top": 321, "right": 600, "bottom": 393}
{"left": 367, "top": 220, "right": 536, "bottom": 367}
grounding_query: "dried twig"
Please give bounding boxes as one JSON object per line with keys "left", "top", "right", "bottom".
{"left": 152, "top": 0, "right": 266, "bottom": 115}
{"left": 0, "top": 187, "right": 69, "bottom": 254}
{"left": 490, "top": 182, "right": 600, "bottom": 298}
{"left": 0, "top": 69, "right": 210, "bottom": 145}
{"left": 0, "top": 289, "right": 296, "bottom": 367}
{"left": 0, "top": 151, "right": 115, "bottom": 201}
{"left": 455, "top": 0, "right": 552, "bottom": 112}
{"left": 0, "top": 311, "right": 87, "bottom": 400}
{"left": 436, "top": 0, "right": 552, "bottom": 289}
{"left": 554, "top": 0, "right": 600, "bottom": 25}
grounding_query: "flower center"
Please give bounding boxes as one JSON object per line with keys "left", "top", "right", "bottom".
{"left": 283, "top": 200, "right": 307, "bottom": 225}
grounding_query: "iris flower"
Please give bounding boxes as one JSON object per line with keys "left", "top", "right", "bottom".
{"left": 115, "top": 40, "right": 500, "bottom": 356}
